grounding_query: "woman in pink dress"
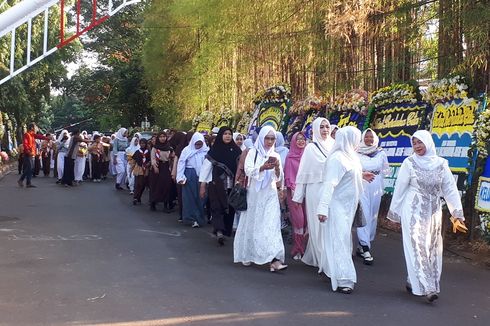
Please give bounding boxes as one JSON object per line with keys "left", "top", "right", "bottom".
{"left": 284, "top": 132, "right": 307, "bottom": 260}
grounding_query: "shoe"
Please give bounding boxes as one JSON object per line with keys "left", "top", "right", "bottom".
{"left": 426, "top": 293, "right": 439, "bottom": 303}
{"left": 242, "top": 262, "right": 251, "bottom": 267}
{"left": 270, "top": 261, "right": 288, "bottom": 272}
{"left": 293, "top": 253, "right": 302, "bottom": 261}
{"left": 191, "top": 221, "right": 200, "bottom": 228}
{"left": 115, "top": 184, "right": 124, "bottom": 190}
{"left": 26, "top": 184, "right": 37, "bottom": 188}
{"left": 17, "top": 180, "right": 24, "bottom": 187}
{"left": 357, "top": 245, "right": 374, "bottom": 265}
{"left": 217, "top": 231, "right": 225, "bottom": 246}
{"left": 150, "top": 203, "right": 156, "bottom": 211}
{"left": 133, "top": 199, "right": 137, "bottom": 206}
{"left": 129, "top": 191, "right": 134, "bottom": 195}
{"left": 56, "top": 179, "right": 61, "bottom": 184}
{"left": 337, "top": 287, "right": 353, "bottom": 294}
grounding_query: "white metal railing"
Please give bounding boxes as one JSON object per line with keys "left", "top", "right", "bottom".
{"left": 0, "top": 0, "right": 141, "bottom": 86}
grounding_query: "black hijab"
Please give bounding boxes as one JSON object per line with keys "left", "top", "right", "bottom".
{"left": 207, "top": 127, "right": 242, "bottom": 174}
{"left": 154, "top": 132, "right": 172, "bottom": 151}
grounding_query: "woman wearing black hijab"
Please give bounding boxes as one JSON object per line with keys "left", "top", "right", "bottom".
{"left": 199, "top": 127, "right": 242, "bottom": 245}
{"left": 149, "top": 132, "right": 173, "bottom": 211}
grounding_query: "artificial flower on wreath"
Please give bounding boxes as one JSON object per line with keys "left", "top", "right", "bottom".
{"left": 289, "top": 96, "right": 324, "bottom": 115}
{"left": 473, "top": 105, "right": 490, "bottom": 159}
{"left": 423, "top": 75, "right": 469, "bottom": 105}
{"left": 370, "top": 84, "right": 417, "bottom": 108}
{"left": 332, "top": 89, "right": 369, "bottom": 113}
{"left": 253, "top": 84, "right": 292, "bottom": 104}
{"left": 478, "top": 213, "right": 490, "bottom": 243}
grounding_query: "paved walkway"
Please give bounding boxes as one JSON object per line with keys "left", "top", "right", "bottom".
{"left": 0, "top": 173, "right": 489, "bottom": 326}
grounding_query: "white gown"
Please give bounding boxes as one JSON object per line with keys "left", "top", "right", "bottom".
{"left": 317, "top": 151, "right": 363, "bottom": 291}
{"left": 234, "top": 148, "right": 285, "bottom": 265}
{"left": 293, "top": 143, "right": 328, "bottom": 269}
{"left": 388, "top": 157, "right": 463, "bottom": 296}
{"left": 357, "top": 150, "right": 390, "bottom": 248}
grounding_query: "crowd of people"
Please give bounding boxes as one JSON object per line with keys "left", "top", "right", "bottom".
{"left": 17, "top": 120, "right": 466, "bottom": 303}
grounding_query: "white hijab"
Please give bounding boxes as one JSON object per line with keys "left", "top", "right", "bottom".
{"left": 295, "top": 118, "right": 334, "bottom": 184}
{"left": 57, "top": 130, "right": 69, "bottom": 143}
{"left": 328, "top": 126, "right": 363, "bottom": 194}
{"left": 410, "top": 130, "right": 444, "bottom": 170}
{"left": 115, "top": 128, "right": 127, "bottom": 141}
{"left": 358, "top": 128, "right": 381, "bottom": 156}
{"left": 178, "top": 132, "right": 209, "bottom": 180}
{"left": 233, "top": 132, "right": 246, "bottom": 151}
{"left": 312, "top": 118, "right": 334, "bottom": 154}
{"left": 254, "top": 125, "right": 277, "bottom": 191}
{"left": 275, "top": 132, "right": 289, "bottom": 167}
{"left": 330, "top": 126, "right": 362, "bottom": 163}
{"left": 125, "top": 137, "right": 140, "bottom": 155}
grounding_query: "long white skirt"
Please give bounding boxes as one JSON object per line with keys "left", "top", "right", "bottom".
{"left": 126, "top": 162, "right": 135, "bottom": 191}
{"left": 357, "top": 176, "right": 383, "bottom": 249}
{"left": 115, "top": 152, "right": 127, "bottom": 185}
{"left": 234, "top": 180, "right": 285, "bottom": 265}
{"left": 74, "top": 156, "right": 86, "bottom": 181}
{"left": 57, "top": 152, "right": 65, "bottom": 180}
{"left": 301, "top": 182, "right": 324, "bottom": 269}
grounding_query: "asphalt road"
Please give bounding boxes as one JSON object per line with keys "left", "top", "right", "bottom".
{"left": 0, "top": 173, "right": 489, "bottom": 326}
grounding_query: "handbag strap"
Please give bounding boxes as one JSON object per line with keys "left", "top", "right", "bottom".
{"left": 313, "top": 142, "right": 327, "bottom": 158}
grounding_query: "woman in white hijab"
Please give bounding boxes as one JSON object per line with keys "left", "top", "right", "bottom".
{"left": 356, "top": 128, "right": 390, "bottom": 265}
{"left": 126, "top": 136, "right": 140, "bottom": 194}
{"left": 388, "top": 130, "right": 465, "bottom": 303}
{"left": 317, "top": 126, "right": 363, "bottom": 294}
{"left": 292, "top": 117, "right": 334, "bottom": 268}
{"left": 177, "top": 132, "right": 209, "bottom": 227}
{"left": 233, "top": 132, "right": 246, "bottom": 151}
{"left": 113, "top": 128, "right": 129, "bottom": 190}
{"left": 274, "top": 132, "right": 289, "bottom": 167}
{"left": 55, "top": 130, "right": 70, "bottom": 183}
{"left": 74, "top": 131, "right": 89, "bottom": 184}
{"left": 234, "top": 126, "right": 287, "bottom": 272}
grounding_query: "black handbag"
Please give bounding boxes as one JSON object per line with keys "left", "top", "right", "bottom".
{"left": 353, "top": 203, "right": 367, "bottom": 228}
{"left": 228, "top": 184, "right": 247, "bottom": 211}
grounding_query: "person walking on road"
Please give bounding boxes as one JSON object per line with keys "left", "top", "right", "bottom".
{"left": 18, "top": 123, "right": 52, "bottom": 188}
{"left": 284, "top": 131, "right": 307, "bottom": 261}
{"left": 317, "top": 126, "right": 370, "bottom": 295}
{"left": 199, "top": 127, "right": 241, "bottom": 243}
{"left": 177, "top": 132, "right": 208, "bottom": 228}
{"left": 387, "top": 130, "right": 466, "bottom": 303}
{"left": 356, "top": 128, "right": 390, "bottom": 265}
{"left": 113, "top": 128, "right": 129, "bottom": 190}
{"left": 233, "top": 126, "right": 287, "bottom": 272}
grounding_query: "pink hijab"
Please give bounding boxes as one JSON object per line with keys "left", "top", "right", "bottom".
{"left": 284, "top": 132, "right": 306, "bottom": 190}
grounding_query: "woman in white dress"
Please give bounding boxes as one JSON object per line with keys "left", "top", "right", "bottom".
{"left": 56, "top": 130, "right": 70, "bottom": 183}
{"left": 356, "top": 128, "right": 390, "bottom": 265}
{"left": 113, "top": 128, "right": 129, "bottom": 190}
{"left": 233, "top": 125, "right": 287, "bottom": 272}
{"left": 126, "top": 137, "right": 140, "bottom": 195}
{"left": 317, "top": 126, "right": 364, "bottom": 294}
{"left": 74, "top": 131, "right": 88, "bottom": 184}
{"left": 292, "top": 117, "right": 334, "bottom": 269}
{"left": 387, "top": 130, "right": 465, "bottom": 303}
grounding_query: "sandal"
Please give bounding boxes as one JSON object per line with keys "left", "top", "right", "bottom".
{"left": 337, "top": 287, "right": 353, "bottom": 294}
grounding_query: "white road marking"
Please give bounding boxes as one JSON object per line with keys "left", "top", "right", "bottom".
{"left": 8, "top": 234, "right": 102, "bottom": 241}
{"left": 137, "top": 229, "right": 181, "bottom": 237}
